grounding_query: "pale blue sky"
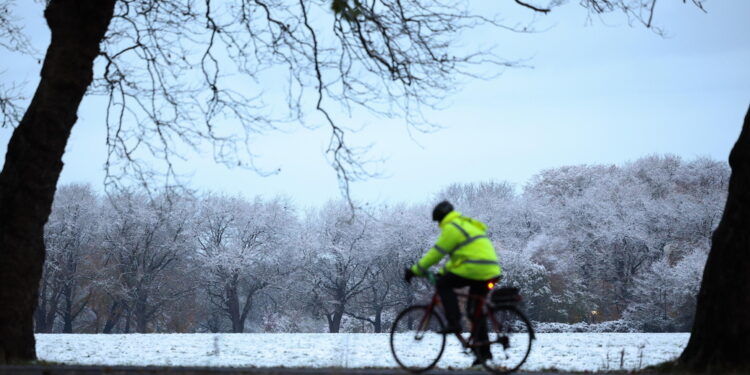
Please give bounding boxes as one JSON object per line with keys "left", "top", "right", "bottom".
{"left": 1, "top": 0, "right": 748, "bottom": 206}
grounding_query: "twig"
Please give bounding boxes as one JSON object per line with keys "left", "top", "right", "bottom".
{"left": 514, "top": 0, "right": 551, "bottom": 13}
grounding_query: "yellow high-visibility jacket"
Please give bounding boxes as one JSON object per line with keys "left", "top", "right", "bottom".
{"left": 411, "top": 211, "right": 501, "bottom": 281}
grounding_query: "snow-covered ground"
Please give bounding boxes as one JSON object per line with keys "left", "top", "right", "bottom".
{"left": 37, "top": 333, "right": 688, "bottom": 372}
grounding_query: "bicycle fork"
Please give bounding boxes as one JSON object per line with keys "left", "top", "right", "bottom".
{"left": 415, "top": 300, "right": 439, "bottom": 340}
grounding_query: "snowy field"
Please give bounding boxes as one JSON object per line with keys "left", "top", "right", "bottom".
{"left": 37, "top": 333, "right": 688, "bottom": 372}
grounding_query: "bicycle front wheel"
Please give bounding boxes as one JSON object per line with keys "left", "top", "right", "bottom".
{"left": 389, "top": 305, "right": 446, "bottom": 373}
{"left": 482, "top": 305, "right": 534, "bottom": 374}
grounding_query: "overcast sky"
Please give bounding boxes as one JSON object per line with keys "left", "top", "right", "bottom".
{"left": 1, "top": 0, "right": 748, "bottom": 207}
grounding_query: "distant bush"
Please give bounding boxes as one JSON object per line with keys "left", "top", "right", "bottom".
{"left": 533, "top": 320, "right": 638, "bottom": 333}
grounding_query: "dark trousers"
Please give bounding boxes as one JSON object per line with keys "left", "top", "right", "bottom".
{"left": 436, "top": 272, "right": 491, "bottom": 357}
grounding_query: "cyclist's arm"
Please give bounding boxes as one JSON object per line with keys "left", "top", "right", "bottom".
{"left": 411, "top": 225, "right": 461, "bottom": 276}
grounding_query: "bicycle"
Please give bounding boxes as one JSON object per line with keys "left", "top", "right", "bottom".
{"left": 390, "top": 271, "right": 535, "bottom": 374}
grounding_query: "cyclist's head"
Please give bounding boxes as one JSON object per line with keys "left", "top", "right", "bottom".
{"left": 432, "top": 200, "right": 453, "bottom": 222}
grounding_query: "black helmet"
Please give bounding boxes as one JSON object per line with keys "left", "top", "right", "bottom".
{"left": 432, "top": 200, "right": 454, "bottom": 222}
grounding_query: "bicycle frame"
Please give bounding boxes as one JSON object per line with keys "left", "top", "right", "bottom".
{"left": 417, "top": 287, "right": 501, "bottom": 350}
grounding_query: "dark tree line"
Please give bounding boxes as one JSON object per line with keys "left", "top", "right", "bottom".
{"left": 33, "top": 156, "right": 726, "bottom": 337}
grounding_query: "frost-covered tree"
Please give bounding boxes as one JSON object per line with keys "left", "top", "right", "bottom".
{"left": 514, "top": 156, "right": 729, "bottom": 324}
{"left": 499, "top": 249, "right": 561, "bottom": 322}
{"left": 98, "top": 191, "right": 193, "bottom": 333}
{"left": 37, "top": 184, "right": 100, "bottom": 333}
{"left": 304, "top": 202, "right": 375, "bottom": 333}
{"left": 323, "top": 204, "right": 426, "bottom": 334}
{"left": 625, "top": 249, "right": 707, "bottom": 332}
{"left": 195, "top": 194, "right": 297, "bottom": 333}
{"left": 344, "top": 251, "right": 401, "bottom": 333}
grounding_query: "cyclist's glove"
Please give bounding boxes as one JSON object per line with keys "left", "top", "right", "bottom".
{"left": 404, "top": 267, "right": 416, "bottom": 283}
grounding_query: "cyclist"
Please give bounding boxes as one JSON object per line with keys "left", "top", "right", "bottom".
{"left": 404, "top": 200, "right": 502, "bottom": 366}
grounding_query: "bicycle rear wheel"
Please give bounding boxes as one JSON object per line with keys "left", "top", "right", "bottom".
{"left": 482, "top": 305, "right": 534, "bottom": 374}
{"left": 389, "top": 305, "right": 446, "bottom": 373}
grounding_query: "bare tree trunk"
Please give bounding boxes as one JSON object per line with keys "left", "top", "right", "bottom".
{"left": 678, "top": 106, "right": 750, "bottom": 372}
{"left": 123, "top": 308, "right": 132, "bottom": 334}
{"left": 36, "top": 291, "right": 60, "bottom": 333}
{"left": 61, "top": 284, "right": 87, "bottom": 333}
{"left": 0, "top": 0, "right": 115, "bottom": 363}
{"left": 226, "top": 277, "right": 244, "bottom": 333}
{"left": 102, "top": 300, "right": 123, "bottom": 334}
{"left": 134, "top": 294, "right": 149, "bottom": 333}
{"left": 33, "top": 277, "right": 61, "bottom": 333}
{"left": 34, "top": 276, "right": 49, "bottom": 332}
{"left": 373, "top": 307, "right": 383, "bottom": 333}
{"left": 328, "top": 308, "right": 344, "bottom": 333}
{"left": 62, "top": 311, "right": 73, "bottom": 334}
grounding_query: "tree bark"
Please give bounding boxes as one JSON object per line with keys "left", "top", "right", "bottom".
{"left": 0, "top": 0, "right": 115, "bottom": 363}
{"left": 373, "top": 307, "right": 382, "bottom": 333}
{"left": 134, "top": 293, "right": 150, "bottom": 333}
{"left": 327, "top": 308, "right": 344, "bottom": 333}
{"left": 61, "top": 282, "right": 88, "bottom": 333}
{"left": 226, "top": 275, "right": 244, "bottom": 333}
{"left": 102, "top": 300, "right": 124, "bottom": 334}
{"left": 33, "top": 274, "right": 61, "bottom": 333}
{"left": 678, "top": 106, "right": 750, "bottom": 372}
